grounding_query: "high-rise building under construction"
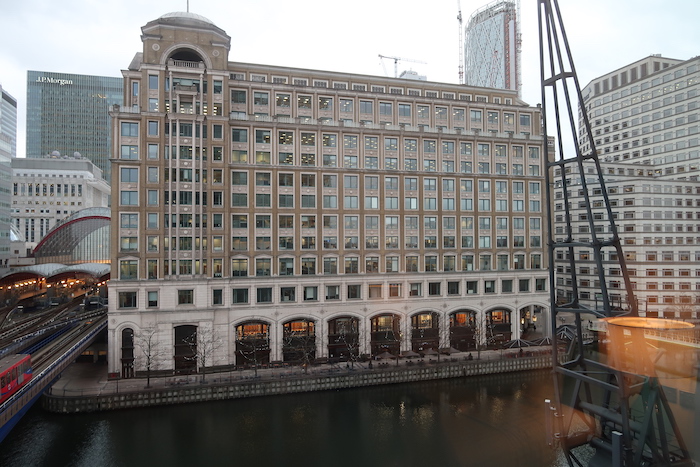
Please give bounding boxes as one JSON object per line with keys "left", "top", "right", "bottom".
{"left": 465, "top": 1, "right": 521, "bottom": 97}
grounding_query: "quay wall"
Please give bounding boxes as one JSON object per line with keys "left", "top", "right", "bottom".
{"left": 42, "top": 355, "right": 554, "bottom": 414}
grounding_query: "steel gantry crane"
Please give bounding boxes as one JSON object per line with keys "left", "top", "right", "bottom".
{"left": 538, "top": 0, "right": 694, "bottom": 466}
{"left": 378, "top": 54, "right": 427, "bottom": 78}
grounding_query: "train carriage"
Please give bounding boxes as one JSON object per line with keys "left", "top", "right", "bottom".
{"left": 0, "top": 354, "right": 33, "bottom": 404}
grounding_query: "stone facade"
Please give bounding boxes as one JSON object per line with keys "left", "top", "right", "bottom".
{"left": 108, "top": 12, "right": 548, "bottom": 377}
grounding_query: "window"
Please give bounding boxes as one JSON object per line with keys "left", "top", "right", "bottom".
{"left": 280, "top": 287, "right": 296, "bottom": 302}
{"left": 121, "top": 122, "right": 138, "bottom": 137}
{"left": 120, "top": 236, "right": 138, "bottom": 252}
{"left": 178, "top": 289, "right": 194, "bottom": 305}
{"left": 121, "top": 145, "right": 138, "bottom": 159}
{"left": 232, "top": 288, "right": 249, "bottom": 304}
{"left": 344, "top": 196, "right": 358, "bottom": 209}
{"left": 120, "top": 191, "right": 138, "bottom": 206}
{"left": 326, "top": 285, "right": 340, "bottom": 300}
{"left": 230, "top": 235, "right": 247, "bottom": 250}
{"left": 257, "top": 288, "right": 272, "bottom": 303}
{"left": 212, "top": 289, "right": 223, "bottom": 305}
{"left": 232, "top": 128, "right": 248, "bottom": 142}
{"left": 231, "top": 259, "right": 248, "bottom": 276}
{"left": 324, "top": 257, "right": 338, "bottom": 274}
{"left": 253, "top": 92, "right": 269, "bottom": 105}
{"left": 304, "top": 286, "right": 318, "bottom": 301}
{"left": 347, "top": 284, "right": 361, "bottom": 299}
{"left": 379, "top": 102, "right": 392, "bottom": 116}
{"left": 256, "top": 258, "right": 272, "bottom": 276}
{"left": 146, "top": 290, "right": 158, "bottom": 307}
{"left": 118, "top": 292, "right": 137, "bottom": 308}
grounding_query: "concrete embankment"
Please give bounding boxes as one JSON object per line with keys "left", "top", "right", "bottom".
{"left": 42, "top": 354, "right": 555, "bottom": 414}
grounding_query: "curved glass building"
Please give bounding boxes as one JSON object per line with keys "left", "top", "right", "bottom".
{"left": 33, "top": 207, "right": 110, "bottom": 265}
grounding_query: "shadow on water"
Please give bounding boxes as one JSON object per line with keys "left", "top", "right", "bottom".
{"left": 0, "top": 370, "right": 571, "bottom": 467}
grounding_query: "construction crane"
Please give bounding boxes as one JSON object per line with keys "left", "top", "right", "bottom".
{"left": 538, "top": 1, "right": 693, "bottom": 466}
{"left": 457, "top": 0, "right": 464, "bottom": 84}
{"left": 378, "top": 55, "right": 427, "bottom": 78}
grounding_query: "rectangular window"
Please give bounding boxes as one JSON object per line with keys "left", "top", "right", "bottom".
{"left": 212, "top": 289, "right": 223, "bottom": 305}
{"left": 178, "top": 289, "right": 194, "bottom": 305}
{"left": 256, "top": 287, "right": 272, "bottom": 303}
{"left": 147, "top": 291, "right": 158, "bottom": 307}
{"left": 121, "top": 122, "right": 139, "bottom": 137}
{"left": 347, "top": 284, "right": 361, "bottom": 299}
{"left": 232, "top": 288, "right": 249, "bottom": 304}
{"left": 304, "top": 286, "right": 318, "bottom": 301}
{"left": 118, "top": 292, "right": 137, "bottom": 308}
{"left": 326, "top": 285, "right": 340, "bottom": 300}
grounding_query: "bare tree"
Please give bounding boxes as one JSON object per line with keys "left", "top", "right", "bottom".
{"left": 135, "top": 327, "right": 165, "bottom": 388}
{"left": 666, "top": 295, "right": 700, "bottom": 321}
{"left": 283, "top": 320, "right": 316, "bottom": 374}
{"left": 237, "top": 334, "right": 269, "bottom": 377}
{"left": 184, "top": 327, "right": 224, "bottom": 382}
{"left": 336, "top": 320, "right": 362, "bottom": 368}
{"left": 471, "top": 312, "right": 496, "bottom": 360}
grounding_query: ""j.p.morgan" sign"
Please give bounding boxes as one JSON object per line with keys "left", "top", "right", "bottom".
{"left": 35, "top": 76, "right": 73, "bottom": 86}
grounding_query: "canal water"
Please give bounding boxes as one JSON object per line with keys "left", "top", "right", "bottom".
{"left": 0, "top": 370, "right": 571, "bottom": 467}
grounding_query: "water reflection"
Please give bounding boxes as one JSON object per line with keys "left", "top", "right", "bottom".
{"left": 1, "top": 370, "right": 565, "bottom": 467}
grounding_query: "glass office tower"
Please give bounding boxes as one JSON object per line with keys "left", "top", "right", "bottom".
{"left": 26, "top": 71, "right": 123, "bottom": 180}
{"left": 0, "top": 85, "right": 17, "bottom": 265}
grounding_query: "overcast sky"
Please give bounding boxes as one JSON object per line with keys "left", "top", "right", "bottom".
{"left": 1, "top": 0, "right": 698, "bottom": 157}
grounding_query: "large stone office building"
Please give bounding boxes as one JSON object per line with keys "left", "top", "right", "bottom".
{"left": 108, "top": 11, "right": 548, "bottom": 377}
{"left": 11, "top": 155, "right": 110, "bottom": 252}
{"left": 553, "top": 55, "right": 700, "bottom": 319}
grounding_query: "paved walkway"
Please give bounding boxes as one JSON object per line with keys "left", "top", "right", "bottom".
{"left": 48, "top": 345, "right": 553, "bottom": 398}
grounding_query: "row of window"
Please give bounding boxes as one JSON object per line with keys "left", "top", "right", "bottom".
{"left": 231, "top": 91, "right": 531, "bottom": 122}
{"left": 13, "top": 183, "right": 83, "bottom": 197}
{"left": 124, "top": 143, "right": 543, "bottom": 176}
{"left": 138, "top": 75, "right": 223, "bottom": 94}
{"left": 118, "top": 277, "right": 548, "bottom": 309}
{"left": 122, "top": 233, "right": 544, "bottom": 254}
{"left": 557, "top": 290, "right": 694, "bottom": 307}
{"left": 120, "top": 189, "right": 543, "bottom": 214}
{"left": 119, "top": 253, "right": 544, "bottom": 280}
{"left": 123, "top": 212, "right": 542, "bottom": 230}
{"left": 235, "top": 130, "right": 541, "bottom": 157}
{"left": 120, "top": 121, "right": 541, "bottom": 156}
{"left": 131, "top": 168, "right": 543, "bottom": 196}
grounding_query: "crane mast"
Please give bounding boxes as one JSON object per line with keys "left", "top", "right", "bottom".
{"left": 538, "top": 1, "right": 693, "bottom": 465}
{"left": 457, "top": 0, "right": 464, "bottom": 84}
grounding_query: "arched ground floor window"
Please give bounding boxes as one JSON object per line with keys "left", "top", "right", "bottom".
{"left": 487, "top": 309, "right": 512, "bottom": 346}
{"left": 450, "top": 310, "right": 477, "bottom": 351}
{"left": 121, "top": 328, "right": 134, "bottom": 378}
{"left": 174, "top": 325, "right": 197, "bottom": 374}
{"left": 327, "top": 316, "right": 359, "bottom": 360}
{"left": 370, "top": 314, "right": 400, "bottom": 356}
{"left": 410, "top": 311, "right": 439, "bottom": 352}
{"left": 235, "top": 321, "right": 270, "bottom": 366}
{"left": 282, "top": 319, "right": 315, "bottom": 364}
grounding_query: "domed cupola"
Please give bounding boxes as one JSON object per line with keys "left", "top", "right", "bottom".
{"left": 140, "top": 11, "right": 231, "bottom": 69}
